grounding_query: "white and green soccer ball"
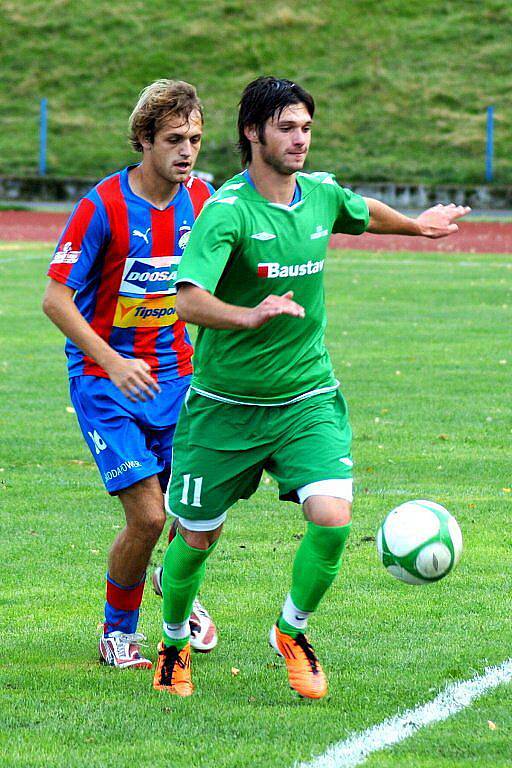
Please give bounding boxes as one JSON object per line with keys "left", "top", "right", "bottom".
{"left": 376, "top": 500, "right": 463, "bottom": 585}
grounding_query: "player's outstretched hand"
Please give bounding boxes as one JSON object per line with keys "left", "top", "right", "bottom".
{"left": 106, "top": 357, "right": 161, "bottom": 402}
{"left": 416, "top": 203, "right": 471, "bottom": 239}
{"left": 245, "top": 291, "right": 305, "bottom": 329}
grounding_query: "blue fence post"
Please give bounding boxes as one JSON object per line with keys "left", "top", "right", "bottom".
{"left": 39, "top": 98, "right": 47, "bottom": 176}
{"left": 485, "top": 105, "right": 494, "bottom": 183}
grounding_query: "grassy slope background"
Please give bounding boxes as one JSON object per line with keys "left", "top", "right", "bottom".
{"left": 1, "top": 0, "right": 512, "bottom": 185}
{"left": 1, "top": 245, "right": 511, "bottom": 767}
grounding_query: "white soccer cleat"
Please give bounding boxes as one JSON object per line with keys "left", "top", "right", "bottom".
{"left": 99, "top": 631, "right": 152, "bottom": 669}
{"left": 152, "top": 566, "right": 218, "bottom": 653}
{"left": 151, "top": 566, "right": 165, "bottom": 598}
{"left": 189, "top": 599, "right": 218, "bottom": 653}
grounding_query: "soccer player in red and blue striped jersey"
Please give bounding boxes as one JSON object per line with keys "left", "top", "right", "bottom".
{"left": 43, "top": 80, "right": 217, "bottom": 668}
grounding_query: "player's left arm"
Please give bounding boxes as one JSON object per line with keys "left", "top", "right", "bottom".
{"left": 364, "top": 198, "right": 471, "bottom": 239}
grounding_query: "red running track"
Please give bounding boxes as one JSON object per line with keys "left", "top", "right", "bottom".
{"left": 331, "top": 222, "right": 512, "bottom": 254}
{"left": 0, "top": 211, "right": 511, "bottom": 253}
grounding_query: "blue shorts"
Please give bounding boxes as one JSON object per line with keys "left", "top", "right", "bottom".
{"left": 69, "top": 375, "right": 191, "bottom": 494}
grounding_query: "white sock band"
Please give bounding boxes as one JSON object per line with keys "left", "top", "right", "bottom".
{"left": 297, "top": 478, "right": 353, "bottom": 504}
{"left": 282, "top": 594, "right": 310, "bottom": 632}
{"left": 163, "top": 619, "right": 190, "bottom": 641}
{"left": 177, "top": 511, "right": 227, "bottom": 531}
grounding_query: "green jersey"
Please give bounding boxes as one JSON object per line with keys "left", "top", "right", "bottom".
{"left": 176, "top": 171, "right": 369, "bottom": 405}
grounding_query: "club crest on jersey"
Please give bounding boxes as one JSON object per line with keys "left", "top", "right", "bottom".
{"left": 52, "top": 241, "right": 81, "bottom": 264}
{"left": 178, "top": 225, "right": 191, "bottom": 250}
{"left": 257, "top": 260, "right": 325, "bottom": 278}
{"left": 310, "top": 225, "right": 329, "bottom": 240}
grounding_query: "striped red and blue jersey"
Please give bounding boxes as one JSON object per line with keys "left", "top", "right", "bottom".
{"left": 47, "top": 166, "right": 213, "bottom": 381}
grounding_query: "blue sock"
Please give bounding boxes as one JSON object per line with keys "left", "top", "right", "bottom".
{"left": 104, "top": 573, "right": 145, "bottom": 635}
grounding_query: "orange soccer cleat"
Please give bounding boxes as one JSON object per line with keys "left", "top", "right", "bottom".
{"left": 269, "top": 624, "right": 328, "bottom": 700}
{"left": 153, "top": 641, "right": 194, "bottom": 696}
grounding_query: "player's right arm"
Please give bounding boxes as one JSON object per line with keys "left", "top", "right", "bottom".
{"left": 43, "top": 197, "right": 159, "bottom": 402}
{"left": 42, "top": 280, "right": 160, "bottom": 402}
{"left": 176, "top": 284, "right": 304, "bottom": 329}
{"left": 329, "top": 180, "right": 470, "bottom": 238}
{"left": 175, "top": 197, "right": 305, "bottom": 330}
{"left": 364, "top": 199, "right": 471, "bottom": 238}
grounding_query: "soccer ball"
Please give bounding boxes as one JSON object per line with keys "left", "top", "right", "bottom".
{"left": 376, "top": 500, "right": 462, "bottom": 585}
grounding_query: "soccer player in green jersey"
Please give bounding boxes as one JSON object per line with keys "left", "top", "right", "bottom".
{"left": 152, "top": 76, "right": 470, "bottom": 698}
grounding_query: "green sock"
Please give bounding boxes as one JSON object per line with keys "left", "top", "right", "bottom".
{"left": 161, "top": 531, "right": 217, "bottom": 647}
{"left": 278, "top": 521, "right": 352, "bottom": 637}
{"left": 277, "top": 616, "right": 303, "bottom": 639}
{"left": 162, "top": 635, "right": 189, "bottom": 651}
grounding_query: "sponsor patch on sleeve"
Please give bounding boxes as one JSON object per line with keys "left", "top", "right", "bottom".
{"left": 51, "top": 241, "right": 82, "bottom": 265}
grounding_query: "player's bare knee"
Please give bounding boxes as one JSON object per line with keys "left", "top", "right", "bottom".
{"left": 299, "top": 478, "right": 353, "bottom": 526}
{"left": 120, "top": 478, "right": 165, "bottom": 534}
{"left": 303, "top": 497, "right": 352, "bottom": 527}
{"left": 178, "top": 521, "right": 223, "bottom": 550}
{"left": 124, "top": 509, "right": 165, "bottom": 546}
{"left": 145, "top": 510, "right": 167, "bottom": 541}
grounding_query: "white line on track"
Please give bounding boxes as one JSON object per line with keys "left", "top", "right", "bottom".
{"left": 0, "top": 252, "right": 510, "bottom": 268}
{"left": 297, "top": 658, "right": 512, "bottom": 768}
{"left": 0, "top": 252, "right": 49, "bottom": 263}
{"left": 329, "top": 257, "right": 512, "bottom": 269}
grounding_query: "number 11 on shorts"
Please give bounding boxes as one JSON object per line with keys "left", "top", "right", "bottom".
{"left": 181, "top": 474, "right": 203, "bottom": 507}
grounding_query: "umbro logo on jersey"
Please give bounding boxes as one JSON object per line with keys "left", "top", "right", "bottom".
{"left": 257, "top": 260, "right": 325, "bottom": 278}
{"left": 310, "top": 225, "right": 329, "bottom": 240}
{"left": 251, "top": 232, "right": 277, "bottom": 241}
{"left": 52, "top": 241, "right": 81, "bottom": 264}
{"left": 339, "top": 457, "right": 354, "bottom": 467}
{"left": 132, "top": 227, "right": 151, "bottom": 245}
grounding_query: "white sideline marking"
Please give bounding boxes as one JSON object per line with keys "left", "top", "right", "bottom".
{"left": 330, "top": 257, "right": 512, "bottom": 269}
{"left": 0, "top": 253, "right": 48, "bottom": 264}
{"left": 297, "top": 658, "right": 512, "bottom": 768}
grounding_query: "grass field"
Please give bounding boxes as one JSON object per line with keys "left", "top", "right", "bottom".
{"left": 1, "top": 243, "right": 511, "bottom": 767}
{"left": 2, "top": 0, "right": 512, "bottom": 185}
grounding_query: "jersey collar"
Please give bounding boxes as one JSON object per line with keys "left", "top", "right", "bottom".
{"left": 121, "top": 165, "right": 186, "bottom": 210}
{"left": 241, "top": 168, "right": 303, "bottom": 210}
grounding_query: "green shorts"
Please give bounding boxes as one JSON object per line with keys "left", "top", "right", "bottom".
{"left": 167, "top": 389, "right": 353, "bottom": 526}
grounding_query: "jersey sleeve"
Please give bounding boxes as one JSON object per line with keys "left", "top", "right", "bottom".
{"left": 176, "top": 200, "right": 242, "bottom": 294}
{"left": 47, "top": 196, "right": 109, "bottom": 290}
{"left": 332, "top": 182, "right": 369, "bottom": 235}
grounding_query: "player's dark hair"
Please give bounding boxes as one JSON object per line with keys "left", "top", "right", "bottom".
{"left": 237, "top": 77, "right": 315, "bottom": 166}
{"left": 129, "top": 79, "right": 203, "bottom": 152}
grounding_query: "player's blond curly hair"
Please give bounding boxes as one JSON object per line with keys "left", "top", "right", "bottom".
{"left": 129, "top": 79, "right": 203, "bottom": 152}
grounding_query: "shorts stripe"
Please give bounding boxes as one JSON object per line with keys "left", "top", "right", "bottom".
{"left": 297, "top": 479, "right": 353, "bottom": 504}
{"left": 190, "top": 382, "right": 339, "bottom": 407}
{"left": 177, "top": 512, "right": 227, "bottom": 532}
